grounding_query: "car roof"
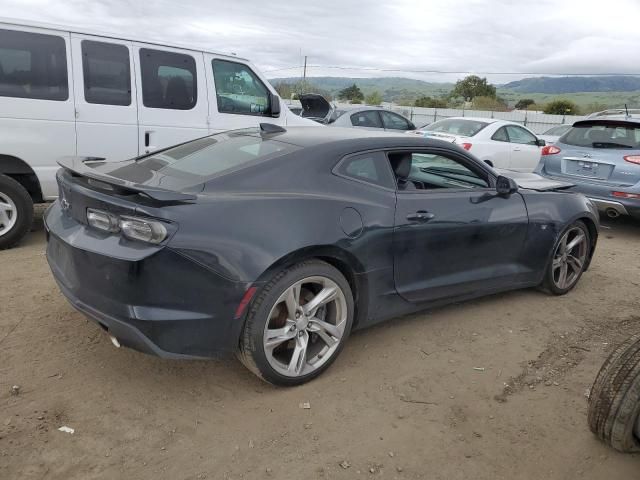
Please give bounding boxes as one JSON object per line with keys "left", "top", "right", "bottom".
{"left": 257, "top": 126, "right": 455, "bottom": 150}
{"left": 436, "top": 116, "right": 500, "bottom": 124}
{"left": 0, "top": 16, "right": 246, "bottom": 61}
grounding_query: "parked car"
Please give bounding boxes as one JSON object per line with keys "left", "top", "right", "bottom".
{"left": 588, "top": 333, "right": 640, "bottom": 452}
{"left": 0, "top": 18, "right": 315, "bottom": 250}
{"left": 297, "top": 94, "right": 417, "bottom": 131}
{"left": 45, "top": 124, "right": 599, "bottom": 385}
{"left": 535, "top": 113, "right": 640, "bottom": 220}
{"left": 538, "top": 124, "right": 572, "bottom": 144}
{"left": 413, "top": 117, "right": 546, "bottom": 172}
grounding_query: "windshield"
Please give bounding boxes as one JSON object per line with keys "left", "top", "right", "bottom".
{"left": 543, "top": 125, "right": 571, "bottom": 136}
{"left": 560, "top": 122, "right": 640, "bottom": 149}
{"left": 137, "top": 130, "right": 300, "bottom": 179}
{"left": 424, "top": 119, "right": 489, "bottom": 137}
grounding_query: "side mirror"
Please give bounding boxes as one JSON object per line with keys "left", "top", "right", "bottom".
{"left": 270, "top": 92, "right": 281, "bottom": 118}
{"left": 536, "top": 138, "right": 546, "bottom": 147}
{"left": 496, "top": 175, "right": 518, "bottom": 196}
{"left": 408, "top": 122, "right": 417, "bottom": 131}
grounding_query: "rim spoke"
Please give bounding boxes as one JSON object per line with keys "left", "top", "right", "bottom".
{"left": 559, "top": 234, "right": 568, "bottom": 254}
{"left": 303, "top": 286, "right": 338, "bottom": 317}
{"left": 552, "top": 256, "right": 563, "bottom": 270}
{"left": 566, "top": 232, "right": 585, "bottom": 252}
{"left": 265, "top": 322, "right": 296, "bottom": 350}
{"left": 309, "top": 318, "right": 342, "bottom": 339}
{"left": 0, "top": 201, "right": 13, "bottom": 211}
{"left": 567, "top": 254, "right": 583, "bottom": 274}
{"left": 287, "top": 333, "right": 308, "bottom": 375}
{"left": 312, "top": 327, "right": 339, "bottom": 348}
{"left": 284, "top": 284, "right": 301, "bottom": 319}
{"left": 557, "top": 262, "right": 568, "bottom": 289}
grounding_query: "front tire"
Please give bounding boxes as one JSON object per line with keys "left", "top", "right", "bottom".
{"left": 542, "top": 220, "right": 590, "bottom": 295}
{"left": 588, "top": 334, "right": 640, "bottom": 453}
{"left": 0, "top": 174, "right": 33, "bottom": 250}
{"left": 238, "top": 260, "right": 354, "bottom": 386}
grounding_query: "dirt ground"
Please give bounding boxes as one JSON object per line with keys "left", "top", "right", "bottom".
{"left": 1, "top": 208, "right": 640, "bottom": 480}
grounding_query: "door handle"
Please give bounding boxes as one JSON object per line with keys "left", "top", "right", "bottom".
{"left": 406, "top": 211, "right": 435, "bottom": 222}
{"left": 513, "top": 147, "right": 521, "bottom": 151}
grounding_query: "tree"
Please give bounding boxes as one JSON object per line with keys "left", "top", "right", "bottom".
{"left": 543, "top": 99, "right": 580, "bottom": 115}
{"left": 338, "top": 83, "right": 364, "bottom": 102}
{"left": 450, "top": 75, "right": 496, "bottom": 102}
{"left": 272, "top": 81, "right": 332, "bottom": 101}
{"left": 365, "top": 91, "right": 383, "bottom": 105}
{"left": 515, "top": 99, "right": 535, "bottom": 110}
{"left": 414, "top": 96, "right": 448, "bottom": 108}
{"left": 584, "top": 102, "right": 609, "bottom": 114}
{"left": 472, "top": 95, "right": 508, "bottom": 111}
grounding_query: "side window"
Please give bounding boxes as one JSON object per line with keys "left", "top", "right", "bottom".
{"left": 212, "top": 59, "right": 270, "bottom": 116}
{"left": 505, "top": 125, "right": 538, "bottom": 145}
{"left": 0, "top": 28, "right": 68, "bottom": 101}
{"left": 381, "top": 111, "right": 411, "bottom": 130}
{"left": 491, "top": 126, "right": 509, "bottom": 142}
{"left": 81, "top": 40, "right": 131, "bottom": 106}
{"left": 388, "top": 151, "right": 489, "bottom": 191}
{"left": 350, "top": 110, "right": 383, "bottom": 128}
{"left": 336, "top": 151, "right": 395, "bottom": 189}
{"left": 139, "top": 48, "right": 197, "bottom": 110}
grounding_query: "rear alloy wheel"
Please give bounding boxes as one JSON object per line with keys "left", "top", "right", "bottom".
{"left": 543, "top": 221, "right": 590, "bottom": 295}
{"left": 239, "top": 260, "right": 353, "bottom": 386}
{"left": 0, "top": 174, "right": 33, "bottom": 250}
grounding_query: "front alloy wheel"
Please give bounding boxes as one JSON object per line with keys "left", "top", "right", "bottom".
{"left": 239, "top": 261, "right": 354, "bottom": 386}
{"left": 543, "top": 221, "right": 590, "bottom": 295}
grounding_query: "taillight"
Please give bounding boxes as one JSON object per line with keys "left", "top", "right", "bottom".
{"left": 612, "top": 191, "right": 640, "bottom": 199}
{"left": 460, "top": 143, "right": 472, "bottom": 151}
{"left": 542, "top": 145, "right": 561, "bottom": 155}
{"left": 623, "top": 155, "right": 640, "bottom": 165}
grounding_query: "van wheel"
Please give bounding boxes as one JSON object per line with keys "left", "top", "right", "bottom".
{"left": 0, "top": 174, "right": 34, "bottom": 250}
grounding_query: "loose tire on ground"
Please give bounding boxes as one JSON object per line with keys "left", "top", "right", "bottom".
{"left": 588, "top": 334, "right": 640, "bottom": 453}
{"left": 238, "top": 260, "right": 354, "bottom": 386}
{"left": 0, "top": 174, "right": 34, "bottom": 250}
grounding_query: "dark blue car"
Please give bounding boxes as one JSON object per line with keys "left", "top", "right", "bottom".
{"left": 45, "top": 125, "right": 599, "bottom": 385}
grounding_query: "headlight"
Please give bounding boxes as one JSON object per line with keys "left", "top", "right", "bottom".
{"left": 87, "top": 208, "right": 120, "bottom": 233}
{"left": 119, "top": 216, "right": 167, "bottom": 244}
{"left": 86, "top": 208, "right": 168, "bottom": 244}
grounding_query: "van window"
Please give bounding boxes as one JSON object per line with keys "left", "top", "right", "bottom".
{"left": 0, "top": 28, "right": 68, "bottom": 101}
{"left": 139, "top": 48, "right": 197, "bottom": 110}
{"left": 81, "top": 40, "right": 131, "bottom": 106}
{"left": 212, "top": 59, "right": 270, "bottom": 116}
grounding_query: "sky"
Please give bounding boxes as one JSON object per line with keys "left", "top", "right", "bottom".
{"left": 2, "top": 0, "right": 640, "bottom": 83}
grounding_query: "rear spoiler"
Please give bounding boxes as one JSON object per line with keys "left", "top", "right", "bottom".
{"left": 57, "top": 156, "right": 197, "bottom": 202}
{"left": 573, "top": 119, "right": 640, "bottom": 128}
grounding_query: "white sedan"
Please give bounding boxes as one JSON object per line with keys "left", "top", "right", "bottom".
{"left": 412, "top": 117, "right": 546, "bottom": 172}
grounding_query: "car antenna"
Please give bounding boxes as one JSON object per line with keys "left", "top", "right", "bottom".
{"left": 260, "top": 123, "right": 287, "bottom": 134}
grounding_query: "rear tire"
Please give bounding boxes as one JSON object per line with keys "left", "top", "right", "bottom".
{"left": 541, "top": 220, "right": 590, "bottom": 295}
{"left": 238, "top": 260, "right": 354, "bottom": 386}
{"left": 0, "top": 174, "right": 33, "bottom": 250}
{"left": 588, "top": 334, "right": 640, "bottom": 453}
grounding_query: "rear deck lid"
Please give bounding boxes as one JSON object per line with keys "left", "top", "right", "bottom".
{"left": 298, "top": 94, "right": 332, "bottom": 120}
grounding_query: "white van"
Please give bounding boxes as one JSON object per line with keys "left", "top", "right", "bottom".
{"left": 0, "top": 17, "right": 314, "bottom": 249}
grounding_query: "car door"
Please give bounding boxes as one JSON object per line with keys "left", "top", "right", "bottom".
{"left": 505, "top": 125, "right": 542, "bottom": 172}
{"left": 349, "top": 110, "right": 384, "bottom": 130}
{"left": 204, "top": 55, "right": 284, "bottom": 132}
{"left": 70, "top": 34, "right": 139, "bottom": 161}
{"left": 134, "top": 44, "right": 208, "bottom": 154}
{"left": 380, "top": 110, "right": 414, "bottom": 131}
{"left": 486, "top": 125, "right": 514, "bottom": 168}
{"left": 391, "top": 149, "right": 529, "bottom": 303}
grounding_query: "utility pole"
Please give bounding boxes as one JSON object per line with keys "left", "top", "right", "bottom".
{"left": 303, "top": 56, "right": 307, "bottom": 81}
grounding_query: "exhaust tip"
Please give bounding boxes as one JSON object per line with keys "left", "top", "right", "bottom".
{"left": 109, "top": 335, "right": 121, "bottom": 348}
{"left": 605, "top": 208, "right": 620, "bottom": 219}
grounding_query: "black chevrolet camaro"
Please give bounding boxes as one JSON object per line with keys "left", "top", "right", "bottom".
{"left": 45, "top": 125, "right": 599, "bottom": 385}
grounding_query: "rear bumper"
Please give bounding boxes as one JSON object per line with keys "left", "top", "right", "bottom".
{"left": 587, "top": 198, "right": 629, "bottom": 216}
{"left": 45, "top": 201, "right": 249, "bottom": 359}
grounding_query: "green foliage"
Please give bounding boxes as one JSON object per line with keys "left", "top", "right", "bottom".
{"left": 272, "top": 80, "right": 332, "bottom": 101}
{"left": 583, "top": 102, "right": 609, "bottom": 114}
{"left": 414, "top": 96, "right": 448, "bottom": 108}
{"left": 515, "top": 98, "right": 535, "bottom": 110}
{"left": 543, "top": 99, "right": 581, "bottom": 115}
{"left": 471, "top": 96, "right": 508, "bottom": 111}
{"left": 338, "top": 83, "right": 364, "bottom": 102}
{"left": 451, "top": 75, "right": 496, "bottom": 102}
{"left": 350, "top": 98, "right": 363, "bottom": 104}
{"left": 365, "top": 91, "right": 383, "bottom": 105}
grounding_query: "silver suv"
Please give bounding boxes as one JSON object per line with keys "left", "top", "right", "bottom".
{"left": 536, "top": 109, "right": 640, "bottom": 220}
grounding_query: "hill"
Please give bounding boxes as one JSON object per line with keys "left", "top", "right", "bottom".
{"left": 501, "top": 76, "right": 640, "bottom": 94}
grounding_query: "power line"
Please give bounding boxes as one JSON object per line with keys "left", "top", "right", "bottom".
{"left": 263, "top": 64, "right": 640, "bottom": 77}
